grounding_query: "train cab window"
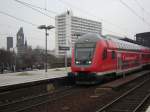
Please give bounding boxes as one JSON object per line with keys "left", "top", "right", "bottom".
{"left": 112, "top": 51, "right": 116, "bottom": 59}
{"left": 102, "top": 48, "right": 107, "bottom": 60}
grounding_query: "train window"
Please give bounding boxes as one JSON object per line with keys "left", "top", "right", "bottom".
{"left": 112, "top": 51, "right": 116, "bottom": 59}
{"left": 102, "top": 48, "right": 107, "bottom": 60}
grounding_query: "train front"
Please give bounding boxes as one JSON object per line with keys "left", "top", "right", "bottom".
{"left": 69, "top": 33, "right": 101, "bottom": 84}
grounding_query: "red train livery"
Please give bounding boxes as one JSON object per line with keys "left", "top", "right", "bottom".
{"left": 68, "top": 33, "right": 150, "bottom": 84}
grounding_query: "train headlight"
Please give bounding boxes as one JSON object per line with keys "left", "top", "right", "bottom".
{"left": 88, "top": 61, "right": 92, "bottom": 64}
{"left": 76, "top": 61, "right": 79, "bottom": 64}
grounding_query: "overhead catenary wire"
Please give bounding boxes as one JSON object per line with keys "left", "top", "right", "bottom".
{"left": 15, "top": 0, "right": 131, "bottom": 37}
{"left": 57, "top": 0, "right": 130, "bottom": 36}
{"left": 0, "top": 11, "right": 46, "bottom": 41}
{"left": 14, "top": 0, "right": 55, "bottom": 19}
{"left": 0, "top": 10, "right": 38, "bottom": 26}
{"left": 4, "top": 0, "right": 147, "bottom": 39}
{"left": 0, "top": 3, "right": 55, "bottom": 49}
{"left": 14, "top": 0, "right": 58, "bottom": 15}
{"left": 134, "top": 0, "right": 150, "bottom": 17}
{"left": 119, "top": 0, "right": 150, "bottom": 27}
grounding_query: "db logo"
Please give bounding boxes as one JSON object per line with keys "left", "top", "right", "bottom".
{"left": 81, "top": 67, "right": 85, "bottom": 71}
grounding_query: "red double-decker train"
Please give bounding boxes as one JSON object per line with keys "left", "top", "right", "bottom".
{"left": 69, "top": 33, "right": 150, "bottom": 84}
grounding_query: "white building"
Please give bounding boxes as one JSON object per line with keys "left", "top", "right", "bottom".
{"left": 55, "top": 11, "right": 102, "bottom": 56}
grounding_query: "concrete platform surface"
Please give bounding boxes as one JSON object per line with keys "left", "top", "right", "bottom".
{"left": 0, "top": 67, "right": 70, "bottom": 87}
{"left": 100, "top": 70, "right": 150, "bottom": 89}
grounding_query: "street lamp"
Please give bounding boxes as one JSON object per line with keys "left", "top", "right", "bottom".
{"left": 38, "top": 25, "right": 55, "bottom": 72}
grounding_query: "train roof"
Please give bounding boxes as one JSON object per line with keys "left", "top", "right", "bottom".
{"left": 76, "top": 33, "right": 150, "bottom": 52}
{"left": 109, "top": 37, "right": 150, "bottom": 52}
{"left": 109, "top": 38, "right": 141, "bottom": 51}
{"left": 76, "top": 33, "right": 101, "bottom": 43}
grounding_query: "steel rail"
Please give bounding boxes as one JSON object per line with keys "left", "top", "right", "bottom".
{"left": 133, "top": 93, "right": 150, "bottom": 112}
{"left": 0, "top": 86, "right": 75, "bottom": 112}
{"left": 96, "top": 78, "right": 150, "bottom": 112}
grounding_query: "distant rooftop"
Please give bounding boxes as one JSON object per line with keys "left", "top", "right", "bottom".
{"left": 136, "top": 32, "right": 150, "bottom": 38}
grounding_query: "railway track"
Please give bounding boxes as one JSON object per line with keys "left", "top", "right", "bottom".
{"left": 0, "top": 86, "right": 76, "bottom": 112}
{"left": 96, "top": 76, "right": 150, "bottom": 112}
{"left": 1, "top": 71, "right": 149, "bottom": 112}
{"left": 137, "top": 97, "right": 150, "bottom": 112}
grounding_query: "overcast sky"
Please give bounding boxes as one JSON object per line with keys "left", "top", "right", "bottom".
{"left": 0, "top": 0, "right": 150, "bottom": 50}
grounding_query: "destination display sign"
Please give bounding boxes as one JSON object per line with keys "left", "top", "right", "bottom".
{"left": 59, "top": 46, "right": 70, "bottom": 50}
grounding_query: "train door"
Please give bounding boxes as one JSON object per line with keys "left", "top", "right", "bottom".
{"left": 117, "top": 52, "right": 122, "bottom": 75}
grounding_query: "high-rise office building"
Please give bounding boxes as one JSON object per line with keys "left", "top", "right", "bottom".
{"left": 7, "top": 37, "right": 13, "bottom": 51}
{"left": 55, "top": 11, "right": 102, "bottom": 56}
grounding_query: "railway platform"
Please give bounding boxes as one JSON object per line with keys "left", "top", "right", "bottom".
{"left": 100, "top": 70, "right": 150, "bottom": 89}
{"left": 0, "top": 67, "right": 70, "bottom": 88}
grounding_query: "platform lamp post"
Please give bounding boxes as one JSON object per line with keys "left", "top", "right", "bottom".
{"left": 38, "top": 25, "right": 55, "bottom": 72}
